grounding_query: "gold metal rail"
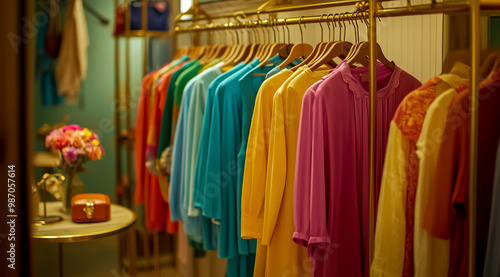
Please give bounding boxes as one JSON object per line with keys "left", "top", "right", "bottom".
{"left": 175, "top": 0, "right": 397, "bottom": 22}
{"left": 175, "top": 12, "right": 369, "bottom": 33}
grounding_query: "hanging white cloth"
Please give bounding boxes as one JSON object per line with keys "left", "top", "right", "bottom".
{"left": 55, "top": 0, "right": 89, "bottom": 103}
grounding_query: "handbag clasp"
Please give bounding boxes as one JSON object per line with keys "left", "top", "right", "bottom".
{"left": 83, "top": 200, "right": 95, "bottom": 219}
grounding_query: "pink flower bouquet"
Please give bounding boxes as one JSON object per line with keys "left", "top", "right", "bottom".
{"left": 45, "top": 124, "right": 104, "bottom": 174}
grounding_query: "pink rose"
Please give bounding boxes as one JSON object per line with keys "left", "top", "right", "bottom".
{"left": 53, "top": 135, "right": 70, "bottom": 150}
{"left": 63, "top": 146, "right": 78, "bottom": 163}
{"left": 45, "top": 130, "right": 60, "bottom": 148}
{"left": 45, "top": 135, "right": 52, "bottom": 148}
{"left": 61, "top": 124, "right": 81, "bottom": 131}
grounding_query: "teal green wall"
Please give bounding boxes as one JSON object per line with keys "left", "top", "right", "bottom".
{"left": 34, "top": 0, "right": 144, "bottom": 203}
{"left": 491, "top": 17, "right": 500, "bottom": 48}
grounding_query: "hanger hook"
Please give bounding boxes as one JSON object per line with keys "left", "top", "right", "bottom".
{"left": 334, "top": 13, "right": 341, "bottom": 41}
{"left": 327, "top": 14, "right": 335, "bottom": 42}
{"left": 299, "top": 16, "right": 305, "bottom": 45}
{"left": 267, "top": 19, "right": 272, "bottom": 43}
{"left": 284, "top": 19, "right": 291, "bottom": 44}
{"left": 345, "top": 12, "right": 352, "bottom": 43}
{"left": 271, "top": 18, "right": 280, "bottom": 43}
{"left": 272, "top": 18, "right": 277, "bottom": 43}
{"left": 280, "top": 19, "right": 286, "bottom": 43}
{"left": 354, "top": 12, "right": 360, "bottom": 43}
{"left": 319, "top": 14, "right": 327, "bottom": 43}
{"left": 325, "top": 14, "right": 332, "bottom": 41}
{"left": 342, "top": 13, "right": 348, "bottom": 41}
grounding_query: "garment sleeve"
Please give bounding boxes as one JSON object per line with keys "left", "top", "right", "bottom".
{"left": 187, "top": 81, "right": 205, "bottom": 217}
{"left": 157, "top": 80, "right": 175, "bottom": 159}
{"left": 241, "top": 90, "right": 268, "bottom": 239}
{"left": 371, "top": 121, "right": 409, "bottom": 276}
{"left": 293, "top": 91, "right": 314, "bottom": 247}
{"left": 414, "top": 92, "right": 454, "bottom": 277}
{"left": 168, "top": 98, "right": 186, "bottom": 222}
{"left": 307, "top": 93, "right": 330, "bottom": 252}
{"left": 203, "top": 92, "right": 223, "bottom": 221}
{"left": 133, "top": 78, "right": 149, "bottom": 204}
{"left": 423, "top": 102, "right": 465, "bottom": 239}
{"left": 193, "top": 87, "right": 214, "bottom": 213}
{"left": 261, "top": 91, "right": 287, "bottom": 245}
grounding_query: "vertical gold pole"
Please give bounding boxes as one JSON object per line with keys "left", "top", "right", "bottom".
{"left": 144, "top": 232, "right": 151, "bottom": 274}
{"left": 128, "top": 225, "right": 138, "bottom": 276}
{"left": 142, "top": 0, "right": 149, "bottom": 76}
{"left": 142, "top": 0, "right": 147, "bottom": 33}
{"left": 115, "top": 1, "right": 123, "bottom": 207}
{"left": 125, "top": 36, "right": 131, "bottom": 207}
{"left": 125, "top": 0, "right": 131, "bottom": 35}
{"left": 172, "top": 0, "right": 180, "bottom": 54}
{"left": 154, "top": 231, "right": 160, "bottom": 277}
{"left": 368, "top": 0, "right": 378, "bottom": 268}
{"left": 114, "top": 0, "right": 125, "bottom": 272}
{"left": 469, "top": 0, "right": 480, "bottom": 276}
{"left": 193, "top": 0, "right": 200, "bottom": 46}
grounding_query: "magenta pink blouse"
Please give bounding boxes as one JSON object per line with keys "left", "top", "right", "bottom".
{"left": 294, "top": 61, "right": 421, "bottom": 277}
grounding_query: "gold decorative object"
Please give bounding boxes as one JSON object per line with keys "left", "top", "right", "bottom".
{"left": 83, "top": 200, "right": 95, "bottom": 219}
{"left": 33, "top": 173, "right": 65, "bottom": 225}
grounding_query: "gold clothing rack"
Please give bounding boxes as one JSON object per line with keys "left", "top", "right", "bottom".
{"left": 113, "top": 0, "right": 500, "bottom": 276}
{"left": 173, "top": 1, "right": 500, "bottom": 276}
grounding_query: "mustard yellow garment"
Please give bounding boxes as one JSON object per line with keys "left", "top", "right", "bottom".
{"left": 414, "top": 63, "right": 470, "bottom": 277}
{"left": 263, "top": 66, "right": 330, "bottom": 277}
{"left": 241, "top": 70, "right": 292, "bottom": 277}
{"left": 241, "top": 70, "right": 294, "bottom": 238}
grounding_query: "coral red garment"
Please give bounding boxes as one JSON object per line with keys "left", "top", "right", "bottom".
{"left": 134, "top": 72, "right": 155, "bottom": 204}
{"left": 134, "top": 66, "right": 180, "bottom": 233}
{"left": 424, "top": 70, "right": 500, "bottom": 276}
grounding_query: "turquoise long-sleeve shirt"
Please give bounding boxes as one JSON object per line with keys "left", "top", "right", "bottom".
{"left": 193, "top": 62, "right": 246, "bottom": 219}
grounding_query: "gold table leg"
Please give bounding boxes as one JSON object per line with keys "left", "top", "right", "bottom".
{"left": 154, "top": 231, "right": 160, "bottom": 277}
{"left": 59, "top": 243, "right": 63, "bottom": 277}
{"left": 128, "top": 224, "right": 137, "bottom": 276}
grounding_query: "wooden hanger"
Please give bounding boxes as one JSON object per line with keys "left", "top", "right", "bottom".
{"left": 310, "top": 41, "right": 352, "bottom": 71}
{"left": 311, "top": 13, "right": 364, "bottom": 71}
{"left": 260, "top": 18, "right": 287, "bottom": 64}
{"left": 259, "top": 43, "right": 286, "bottom": 68}
{"left": 487, "top": 57, "right": 500, "bottom": 80}
{"left": 222, "top": 29, "right": 244, "bottom": 64}
{"left": 347, "top": 41, "right": 395, "bottom": 70}
{"left": 199, "top": 45, "right": 214, "bottom": 64}
{"left": 278, "top": 43, "right": 313, "bottom": 69}
{"left": 242, "top": 43, "right": 259, "bottom": 64}
{"left": 344, "top": 12, "right": 368, "bottom": 61}
{"left": 479, "top": 51, "right": 500, "bottom": 78}
{"left": 289, "top": 17, "right": 325, "bottom": 72}
{"left": 308, "top": 15, "right": 331, "bottom": 65}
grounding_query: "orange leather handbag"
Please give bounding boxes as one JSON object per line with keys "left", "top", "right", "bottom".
{"left": 71, "top": 193, "right": 110, "bottom": 223}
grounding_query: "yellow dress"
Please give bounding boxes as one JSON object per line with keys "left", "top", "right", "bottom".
{"left": 414, "top": 63, "right": 469, "bottom": 277}
{"left": 263, "top": 66, "right": 330, "bottom": 277}
{"left": 241, "top": 69, "right": 293, "bottom": 277}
